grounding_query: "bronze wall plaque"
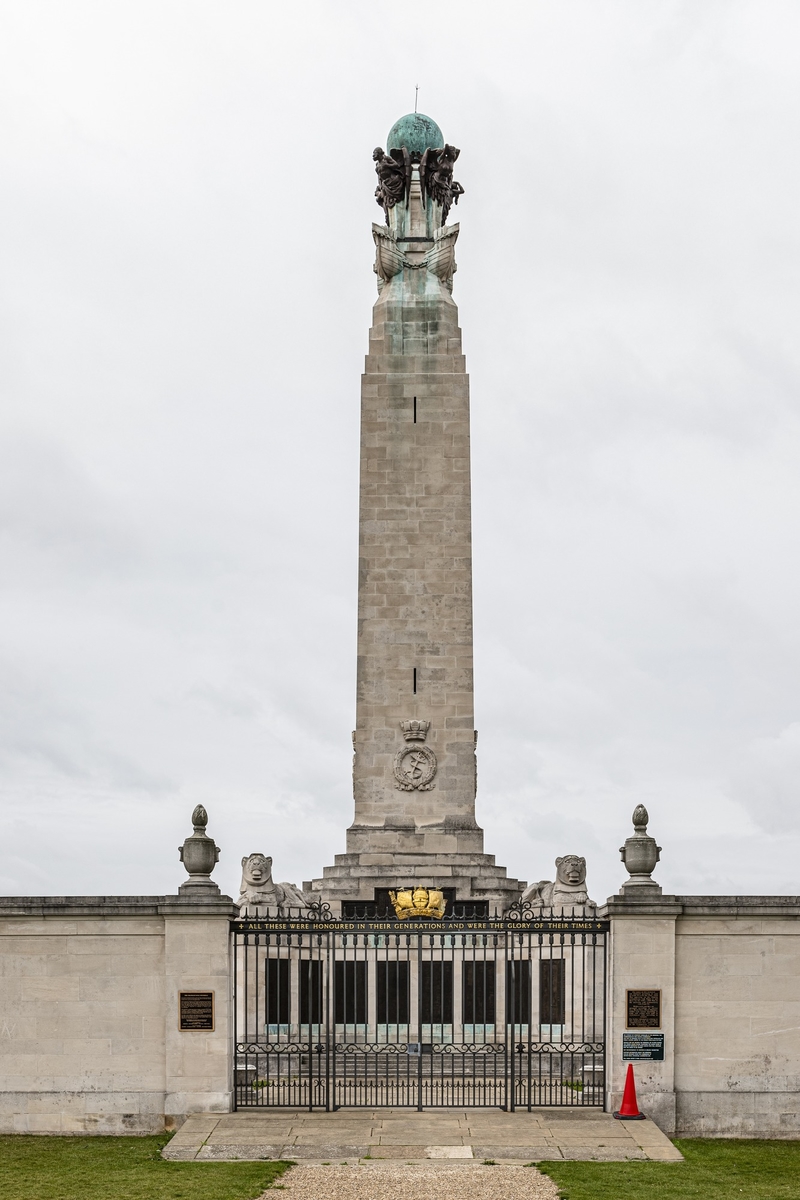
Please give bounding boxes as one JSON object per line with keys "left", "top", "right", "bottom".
{"left": 626, "top": 988, "right": 661, "bottom": 1028}
{"left": 622, "top": 1032, "right": 664, "bottom": 1061}
{"left": 179, "top": 991, "right": 214, "bottom": 1031}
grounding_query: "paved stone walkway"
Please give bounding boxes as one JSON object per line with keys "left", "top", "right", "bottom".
{"left": 164, "top": 1108, "right": 683, "bottom": 1163}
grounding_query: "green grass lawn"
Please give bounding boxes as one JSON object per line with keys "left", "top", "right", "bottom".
{"left": 538, "top": 1138, "right": 800, "bottom": 1200}
{"left": 0, "top": 1135, "right": 291, "bottom": 1200}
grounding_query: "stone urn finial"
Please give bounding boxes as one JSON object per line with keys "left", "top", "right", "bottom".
{"left": 619, "top": 804, "right": 662, "bottom": 894}
{"left": 178, "top": 804, "right": 221, "bottom": 895}
{"left": 632, "top": 803, "right": 649, "bottom": 833}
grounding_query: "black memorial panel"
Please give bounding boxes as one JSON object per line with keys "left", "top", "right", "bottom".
{"left": 299, "top": 959, "right": 323, "bottom": 1025}
{"left": 506, "top": 959, "right": 531, "bottom": 1025}
{"left": 540, "top": 959, "right": 566, "bottom": 1025}
{"left": 376, "top": 960, "right": 410, "bottom": 1024}
{"left": 420, "top": 960, "right": 453, "bottom": 1024}
{"left": 463, "top": 961, "right": 496, "bottom": 1024}
{"left": 341, "top": 889, "right": 489, "bottom": 919}
{"left": 334, "top": 960, "right": 368, "bottom": 1024}
{"left": 265, "top": 957, "right": 290, "bottom": 1025}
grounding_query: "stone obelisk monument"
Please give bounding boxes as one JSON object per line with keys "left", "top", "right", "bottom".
{"left": 311, "top": 113, "right": 521, "bottom": 910}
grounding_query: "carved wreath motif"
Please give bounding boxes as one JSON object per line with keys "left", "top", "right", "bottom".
{"left": 393, "top": 744, "right": 437, "bottom": 791}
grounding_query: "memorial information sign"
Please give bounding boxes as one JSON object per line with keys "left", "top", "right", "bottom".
{"left": 626, "top": 988, "right": 661, "bottom": 1028}
{"left": 622, "top": 1032, "right": 664, "bottom": 1061}
{"left": 179, "top": 991, "right": 214, "bottom": 1031}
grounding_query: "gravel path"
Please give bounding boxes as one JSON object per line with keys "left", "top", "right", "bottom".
{"left": 263, "top": 1161, "right": 560, "bottom": 1200}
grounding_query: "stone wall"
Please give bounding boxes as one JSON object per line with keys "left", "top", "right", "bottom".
{"left": 675, "top": 901, "right": 800, "bottom": 1137}
{"left": 2, "top": 889, "right": 799, "bottom": 1136}
{"left": 0, "top": 895, "right": 235, "bottom": 1134}
{"left": 604, "top": 894, "right": 800, "bottom": 1137}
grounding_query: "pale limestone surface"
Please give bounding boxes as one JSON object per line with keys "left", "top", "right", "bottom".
{"left": 604, "top": 897, "right": 679, "bottom": 1133}
{"left": 352, "top": 291, "right": 476, "bottom": 846}
{"left": 0, "top": 895, "right": 235, "bottom": 1134}
{"left": 673, "top": 907, "right": 800, "bottom": 1137}
{"left": 164, "top": 1107, "right": 682, "bottom": 1163}
{"left": 310, "top": 185, "right": 521, "bottom": 908}
{"left": 602, "top": 894, "right": 800, "bottom": 1137}
{"left": 3, "top": 893, "right": 798, "bottom": 1136}
{"left": 0, "top": 912, "right": 165, "bottom": 1133}
{"left": 164, "top": 911, "right": 232, "bottom": 1126}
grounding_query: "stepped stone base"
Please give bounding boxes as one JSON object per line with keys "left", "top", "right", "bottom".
{"left": 307, "top": 836, "right": 524, "bottom": 914}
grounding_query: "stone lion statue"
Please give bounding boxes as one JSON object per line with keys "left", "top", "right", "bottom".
{"left": 237, "top": 854, "right": 308, "bottom": 916}
{"left": 519, "top": 855, "right": 595, "bottom": 912}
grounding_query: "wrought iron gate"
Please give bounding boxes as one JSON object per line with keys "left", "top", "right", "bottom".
{"left": 232, "top": 908, "right": 607, "bottom": 1110}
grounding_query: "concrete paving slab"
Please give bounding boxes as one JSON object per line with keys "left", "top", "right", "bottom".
{"left": 377, "top": 1136, "right": 466, "bottom": 1145}
{"left": 427, "top": 1145, "right": 474, "bottom": 1158}
{"left": 559, "top": 1145, "right": 648, "bottom": 1161}
{"left": 472, "top": 1146, "right": 558, "bottom": 1160}
{"left": 168, "top": 1114, "right": 220, "bottom": 1143}
{"left": 204, "top": 1132, "right": 287, "bottom": 1141}
{"left": 368, "top": 1146, "right": 423, "bottom": 1158}
{"left": 197, "top": 1144, "right": 286, "bottom": 1161}
{"left": 286, "top": 1146, "right": 370, "bottom": 1160}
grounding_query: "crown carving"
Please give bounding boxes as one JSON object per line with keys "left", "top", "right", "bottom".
{"left": 389, "top": 886, "right": 446, "bottom": 920}
{"left": 400, "top": 719, "right": 430, "bottom": 742}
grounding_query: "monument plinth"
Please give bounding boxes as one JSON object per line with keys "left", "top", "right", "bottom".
{"left": 310, "top": 114, "right": 522, "bottom": 910}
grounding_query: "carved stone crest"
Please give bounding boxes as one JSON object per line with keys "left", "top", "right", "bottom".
{"left": 393, "top": 743, "right": 437, "bottom": 791}
{"left": 389, "top": 886, "right": 447, "bottom": 919}
{"left": 400, "top": 719, "right": 430, "bottom": 741}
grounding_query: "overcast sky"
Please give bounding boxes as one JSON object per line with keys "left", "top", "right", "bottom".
{"left": 1, "top": 1, "right": 799, "bottom": 903}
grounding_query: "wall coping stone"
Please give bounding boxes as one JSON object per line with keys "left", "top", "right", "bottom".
{"left": 600, "top": 897, "right": 682, "bottom": 918}
{"left": 3, "top": 893, "right": 797, "bottom": 921}
{"left": 0, "top": 895, "right": 238, "bottom": 918}
{"left": 600, "top": 894, "right": 800, "bottom": 919}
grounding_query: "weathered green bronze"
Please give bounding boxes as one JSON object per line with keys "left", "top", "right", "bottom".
{"left": 387, "top": 111, "right": 443, "bottom": 155}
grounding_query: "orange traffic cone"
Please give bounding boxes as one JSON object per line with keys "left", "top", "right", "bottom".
{"left": 613, "top": 1063, "right": 645, "bottom": 1120}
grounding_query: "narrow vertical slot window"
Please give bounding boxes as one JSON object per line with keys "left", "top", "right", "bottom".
{"left": 413, "top": 396, "right": 417, "bottom": 423}
{"left": 506, "top": 959, "right": 531, "bottom": 1026}
{"left": 413, "top": 668, "right": 417, "bottom": 694}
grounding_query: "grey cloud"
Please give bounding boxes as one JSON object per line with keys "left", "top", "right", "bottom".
{"left": 730, "top": 722, "right": 800, "bottom": 834}
{"left": 1, "top": 1, "right": 799, "bottom": 898}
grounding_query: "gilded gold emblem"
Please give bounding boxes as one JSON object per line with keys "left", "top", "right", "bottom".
{"left": 389, "top": 886, "right": 447, "bottom": 919}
